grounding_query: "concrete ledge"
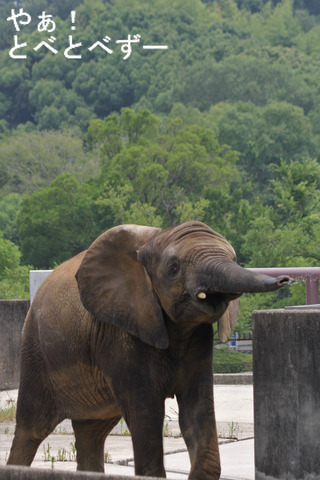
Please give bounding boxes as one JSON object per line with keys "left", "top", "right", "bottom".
{"left": 0, "top": 465, "right": 161, "bottom": 480}
{"left": 253, "top": 308, "right": 320, "bottom": 480}
{"left": 214, "top": 373, "right": 252, "bottom": 385}
{"left": 0, "top": 300, "right": 29, "bottom": 390}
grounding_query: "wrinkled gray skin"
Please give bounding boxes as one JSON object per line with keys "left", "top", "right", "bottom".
{"left": 7, "top": 221, "right": 290, "bottom": 479}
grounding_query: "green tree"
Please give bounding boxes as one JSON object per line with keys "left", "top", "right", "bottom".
{"left": 86, "top": 115, "right": 122, "bottom": 162}
{"left": 234, "top": 0, "right": 264, "bottom": 12}
{"left": 241, "top": 157, "right": 320, "bottom": 268}
{"left": 209, "top": 101, "right": 314, "bottom": 186}
{"left": 120, "top": 108, "right": 160, "bottom": 144}
{"left": 294, "top": 0, "right": 320, "bottom": 15}
{"left": 0, "top": 193, "right": 22, "bottom": 243}
{"left": 0, "top": 129, "right": 99, "bottom": 197}
{"left": 0, "top": 232, "right": 30, "bottom": 299}
{"left": 29, "top": 79, "right": 93, "bottom": 130}
{"left": 0, "top": 61, "right": 32, "bottom": 127}
{"left": 249, "top": 0, "right": 301, "bottom": 46}
{"left": 270, "top": 158, "right": 320, "bottom": 219}
{"left": 72, "top": 61, "right": 134, "bottom": 119}
{"left": 95, "top": 111, "right": 240, "bottom": 228}
{"left": 17, "top": 174, "right": 100, "bottom": 268}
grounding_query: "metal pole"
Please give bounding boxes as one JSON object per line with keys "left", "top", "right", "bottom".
{"left": 306, "top": 278, "right": 319, "bottom": 305}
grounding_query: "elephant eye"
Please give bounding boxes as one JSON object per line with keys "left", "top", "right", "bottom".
{"left": 168, "top": 262, "right": 180, "bottom": 277}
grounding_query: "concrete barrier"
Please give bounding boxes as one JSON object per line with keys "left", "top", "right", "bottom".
{"left": 0, "top": 300, "right": 29, "bottom": 391}
{"left": 0, "top": 466, "right": 162, "bottom": 480}
{"left": 253, "top": 309, "right": 320, "bottom": 480}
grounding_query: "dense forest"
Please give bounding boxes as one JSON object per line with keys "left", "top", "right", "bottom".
{"left": 0, "top": 0, "right": 320, "bottom": 334}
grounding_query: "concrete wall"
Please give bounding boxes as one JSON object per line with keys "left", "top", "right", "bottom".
{"left": 0, "top": 465, "right": 158, "bottom": 479}
{"left": 0, "top": 300, "right": 29, "bottom": 391}
{"left": 253, "top": 309, "right": 320, "bottom": 480}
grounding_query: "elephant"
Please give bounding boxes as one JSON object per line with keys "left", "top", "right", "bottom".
{"left": 7, "top": 221, "right": 290, "bottom": 479}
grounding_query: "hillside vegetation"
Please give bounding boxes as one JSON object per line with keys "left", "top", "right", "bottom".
{"left": 0, "top": 0, "right": 319, "bottom": 333}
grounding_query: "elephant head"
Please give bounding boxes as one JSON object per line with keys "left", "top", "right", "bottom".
{"left": 76, "top": 221, "right": 290, "bottom": 348}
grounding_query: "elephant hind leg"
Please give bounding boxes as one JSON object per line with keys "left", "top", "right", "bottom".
{"left": 72, "top": 417, "right": 121, "bottom": 472}
{"left": 7, "top": 399, "right": 60, "bottom": 467}
{"left": 7, "top": 360, "right": 61, "bottom": 466}
{"left": 7, "top": 403, "right": 60, "bottom": 467}
{"left": 7, "top": 428, "right": 53, "bottom": 466}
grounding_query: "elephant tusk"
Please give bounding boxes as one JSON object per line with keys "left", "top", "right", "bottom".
{"left": 197, "top": 292, "right": 207, "bottom": 299}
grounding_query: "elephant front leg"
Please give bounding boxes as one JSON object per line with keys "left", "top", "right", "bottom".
{"left": 121, "top": 398, "right": 166, "bottom": 478}
{"left": 177, "top": 387, "right": 221, "bottom": 480}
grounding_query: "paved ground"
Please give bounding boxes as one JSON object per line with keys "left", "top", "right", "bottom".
{"left": 0, "top": 385, "right": 254, "bottom": 479}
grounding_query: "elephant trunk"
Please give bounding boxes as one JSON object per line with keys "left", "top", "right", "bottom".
{"left": 196, "top": 258, "right": 291, "bottom": 296}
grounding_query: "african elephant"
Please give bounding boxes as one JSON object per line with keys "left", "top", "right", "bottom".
{"left": 7, "top": 221, "right": 290, "bottom": 479}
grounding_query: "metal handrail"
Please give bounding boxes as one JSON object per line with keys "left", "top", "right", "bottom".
{"left": 248, "top": 267, "right": 320, "bottom": 305}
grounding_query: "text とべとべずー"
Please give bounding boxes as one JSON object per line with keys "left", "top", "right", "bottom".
{"left": 7, "top": 8, "right": 168, "bottom": 60}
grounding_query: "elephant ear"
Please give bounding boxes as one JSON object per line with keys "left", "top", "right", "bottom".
{"left": 218, "top": 299, "right": 240, "bottom": 343}
{"left": 76, "top": 224, "right": 169, "bottom": 349}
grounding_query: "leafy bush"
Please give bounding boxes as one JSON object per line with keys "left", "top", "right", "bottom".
{"left": 213, "top": 347, "right": 253, "bottom": 373}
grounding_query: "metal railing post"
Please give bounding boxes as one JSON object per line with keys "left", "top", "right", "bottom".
{"left": 306, "top": 277, "right": 319, "bottom": 305}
